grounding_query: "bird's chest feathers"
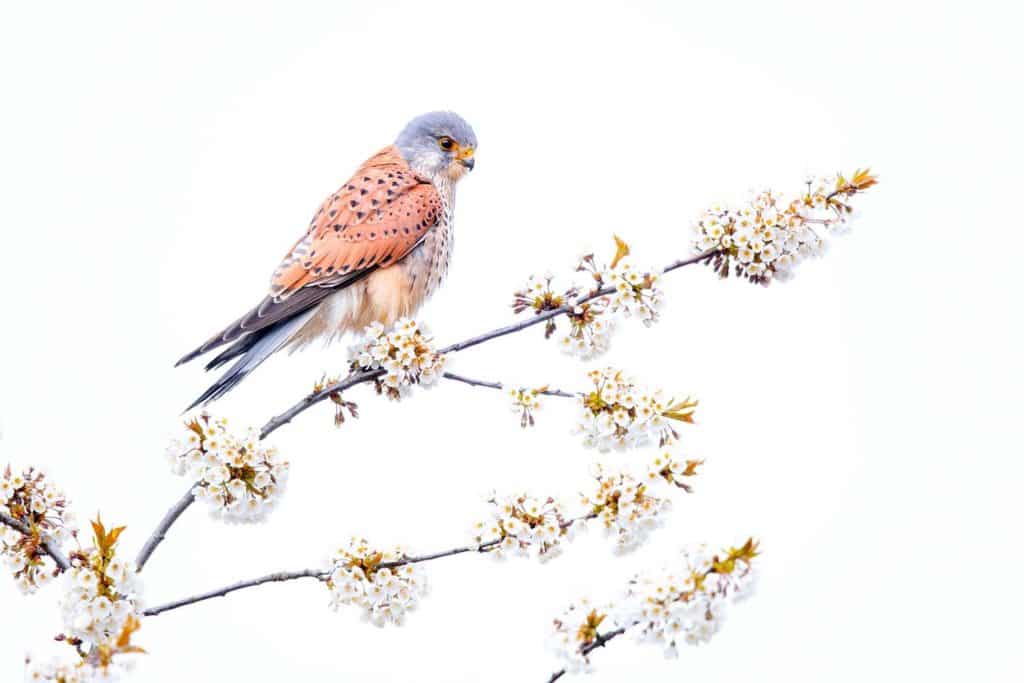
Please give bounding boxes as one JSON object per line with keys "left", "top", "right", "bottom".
{"left": 297, "top": 184, "right": 455, "bottom": 346}
{"left": 419, "top": 182, "right": 456, "bottom": 295}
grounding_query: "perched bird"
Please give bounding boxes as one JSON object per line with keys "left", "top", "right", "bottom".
{"left": 176, "top": 111, "right": 477, "bottom": 410}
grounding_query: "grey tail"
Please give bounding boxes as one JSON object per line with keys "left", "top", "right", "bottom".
{"left": 183, "top": 310, "right": 314, "bottom": 413}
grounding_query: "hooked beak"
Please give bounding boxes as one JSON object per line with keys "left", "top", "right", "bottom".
{"left": 457, "top": 146, "right": 476, "bottom": 171}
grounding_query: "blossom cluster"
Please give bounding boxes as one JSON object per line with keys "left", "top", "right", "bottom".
{"left": 582, "top": 236, "right": 664, "bottom": 325}
{"left": 581, "top": 466, "right": 672, "bottom": 554}
{"left": 547, "top": 597, "right": 614, "bottom": 674}
{"left": 28, "top": 614, "right": 143, "bottom": 682}
{"left": 349, "top": 318, "right": 446, "bottom": 399}
{"left": 603, "top": 260, "right": 664, "bottom": 325}
{"left": 326, "top": 536, "right": 428, "bottom": 627}
{"left": 616, "top": 539, "right": 760, "bottom": 655}
{"left": 471, "top": 492, "right": 574, "bottom": 561}
{"left": 548, "top": 539, "right": 760, "bottom": 673}
{"left": 508, "top": 387, "right": 543, "bottom": 428}
{"left": 165, "top": 414, "right": 289, "bottom": 524}
{"left": 1, "top": 465, "right": 75, "bottom": 594}
{"left": 692, "top": 169, "right": 878, "bottom": 284}
{"left": 59, "top": 518, "right": 143, "bottom": 650}
{"left": 575, "top": 368, "right": 697, "bottom": 451}
{"left": 557, "top": 300, "right": 614, "bottom": 360}
{"left": 645, "top": 452, "right": 703, "bottom": 494}
{"left": 512, "top": 237, "right": 663, "bottom": 360}
{"left": 512, "top": 273, "right": 575, "bottom": 327}
{"left": 25, "top": 658, "right": 128, "bottom": 683}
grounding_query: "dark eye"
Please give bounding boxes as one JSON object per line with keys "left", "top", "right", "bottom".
{"left": 437, "top": 136, "right": 455, "bottom": 151}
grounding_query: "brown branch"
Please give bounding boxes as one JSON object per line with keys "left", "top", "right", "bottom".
{"left": 143, "top": 568, "right": 325, "bottom": 616}
{"left": 143, "top": 543, "right": 493, "bottom": 618}
{"left": 545, "top": 627, "right": 629, "bottom": 682}
{"left": 145, "top": 516, "right": 592, "bottom": 618}
{"left": 0, "top": 511, "right": 70, "bottom": 571}
{"left": 259, "top": 369, "right": 383, "bottom": 440}
{"left": 442, "top": 371, "right": 579, "bottom": 398}
{"left": 134, "top": 487, "right": 196, "bottom": 572}
{"left": 259, "top": 249, "right": 719, "bottom": 440}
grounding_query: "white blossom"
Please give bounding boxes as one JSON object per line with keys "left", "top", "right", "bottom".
{"left": 348, "top": 319, "right": 446, "bottom": 400}
{"left": 615, "top": 540, "right": 760, "bottom": 654}
{"left": 325, "top": 536, "right": 428, "bottom": 627}
{"left": 581, "top": 466, "right": 671, "bottom": 554}
{"left": 509, "top": 387, "right": 543, "bottom": 428}
{"left": 548, "top": 540, "right": 760, "bottom": 674}
{"left": 511, "top": 273, "right": 574, "bottom": 316}
{"left": 547, "top": 597, "right": 613, "bottom": 675}
{"left": 602, "top": 260, "right": 664, "bottom": 326}
{"left": 511, "top": 238, "right": 671, "bottom": 359}
{"left": 58, "top": 522, "right": 143, "bottom": 650}
{"left": 574, "top": 368, "right": 696, "bottom": 451}
{"left": 1, "top": 465, "right": 76, "bottom": 594}
{"left": 165, "top": 414, "right": 288, "bottom": 524}
{"left": 557, "top": 302, "right": 614, "bottom": 360}
{"left": 25, "top": 656, "right": 133, "bottom": 683}
{"left": 693, "top": 169, "right": 877, "bottom": 284}
{"left": 644, "top": 452, "right": 703, "bottom": 494}
{"left": 471, "top": 492, "right": 574, "bottom": 562}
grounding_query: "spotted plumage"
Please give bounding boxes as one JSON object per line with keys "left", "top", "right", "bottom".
{"left": 176, "top": 111, "right": 477, "bottom": 410}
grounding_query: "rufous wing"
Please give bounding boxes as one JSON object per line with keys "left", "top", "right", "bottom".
{"left": 175, "top": 145, "right": 442, "bottom": 367}
{"left": 269, "top": 145, "right": 442, "bottom": 301}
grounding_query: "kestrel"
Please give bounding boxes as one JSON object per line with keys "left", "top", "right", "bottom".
{"left": 176, "top": 111, "right": 477, "bottom": 410}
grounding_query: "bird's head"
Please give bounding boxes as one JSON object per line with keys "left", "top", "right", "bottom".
{"left": 395, "top": 111, "right": 477, "bottom": 183}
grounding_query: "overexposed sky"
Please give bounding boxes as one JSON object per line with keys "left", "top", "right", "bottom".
{"left": 1, "top": 0, "right": 1021, "bottom": 681}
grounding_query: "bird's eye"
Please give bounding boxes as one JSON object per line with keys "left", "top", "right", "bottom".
{"left": 437, "top": 136, "right": 455, "bottom": 151}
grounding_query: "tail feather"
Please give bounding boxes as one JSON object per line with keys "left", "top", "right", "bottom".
{"left": 203, "top": 334, "right": 261, "bottom": 372}
{"left": 183, "top": 309, "right": 315, "bottom": 412}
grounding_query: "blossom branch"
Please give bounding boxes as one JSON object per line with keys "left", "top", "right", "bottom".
{"left": 143, "top": 545, "right": 493, "bottom": 618}
{"left": 258, "top": 249, "right": 718, "bottom": 439}
{"left": 145, "top": 516, "right": 593, "bottom": 618}
{"left": 440, "top": 250, "right": 719, "bottom": 355}
{"left": 134, "top": 487, "right": 196, "bottom": 572}
{"left": 0, "top": 510, "right": 70, "bottom": 571}
{"left": 442, "top": 371, "right": 579, "bottom": 398}
{"left": 546, "top": 628, "right": 627, "bottom": 683}
{"left": 143, "top": 568, "right": 325, "bottom": 616}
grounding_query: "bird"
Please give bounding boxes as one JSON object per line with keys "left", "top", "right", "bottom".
{"left": 175, "top": 111, "right": 477, "bottom": 411}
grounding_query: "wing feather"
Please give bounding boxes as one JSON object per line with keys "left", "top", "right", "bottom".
{"left": 174, "top": 145, "right": 441, "bottom": 367}
{"left": 269, "top": 145, "right": 441, "bottom": 299}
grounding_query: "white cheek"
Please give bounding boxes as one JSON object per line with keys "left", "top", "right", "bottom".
{"left": 412, "top": 149, "right": 449, "bottom": 177}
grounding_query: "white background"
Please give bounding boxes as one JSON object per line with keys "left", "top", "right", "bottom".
{"left": 1, "top": 1, "right": 1021, "bottom": 681}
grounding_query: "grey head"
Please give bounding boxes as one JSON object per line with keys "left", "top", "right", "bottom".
{"left": 395, "top": 111, "right": 478, "bottom": 183}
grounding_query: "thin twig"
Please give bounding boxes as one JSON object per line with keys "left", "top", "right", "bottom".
{"left": 378, "top": 538, "right": 501, "bottom": 569}
{"left": 145, "top": 516, "right": 592, "bottom": 618}
{"left": 545, "top": 627, "right": 628, "bottom": 682}
{"left": 442, "top": 372, "right": 579, "bottom": 398}
{"left": 135, "top": 487, "right": 196, "bottom": 572}
{"left": 143, "top": 568, "right": 325, "bottom": 616}
{"left": 0, "top": 511, "right": 70, "bottom": 571}
{"left": 143, "top": 545, "right": 490, "bottom": 618}
{"left": 259, "top": 249, "right": 718, "bottom": 440}
{"left": 259, "top": 369, "right": 383, "bottom": 440}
